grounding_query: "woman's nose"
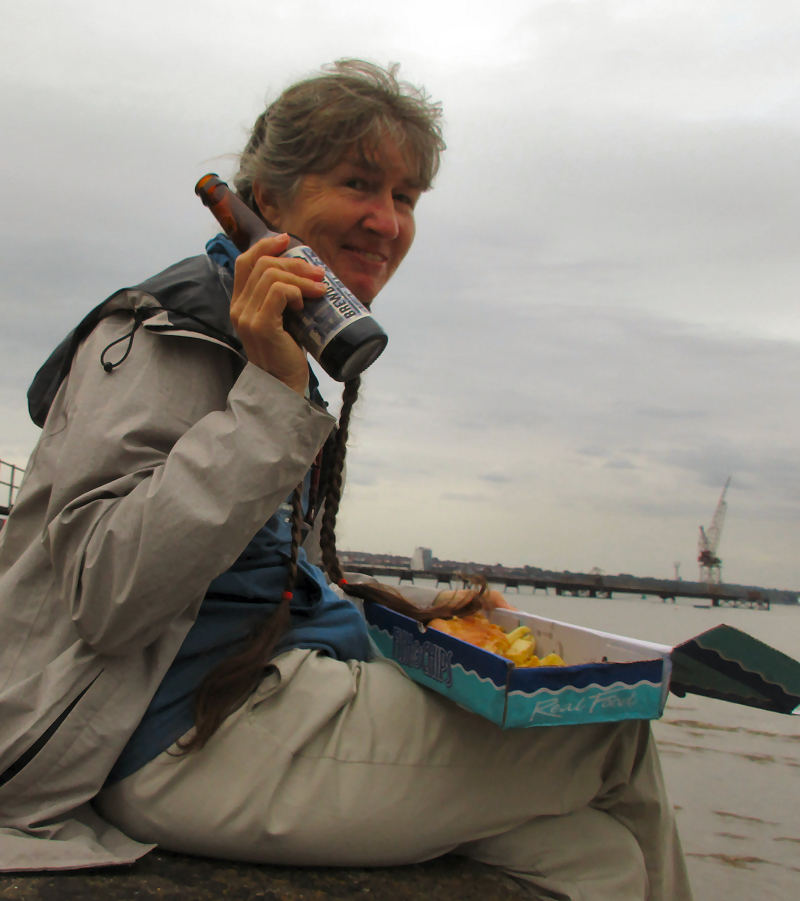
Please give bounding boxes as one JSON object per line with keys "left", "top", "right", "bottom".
{"left": 362, "top": 191, "right": 400, "bottom": 239}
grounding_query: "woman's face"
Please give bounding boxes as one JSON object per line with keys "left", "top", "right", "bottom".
{"left": 253, "top": 136, "right": 422, "bottom": 305}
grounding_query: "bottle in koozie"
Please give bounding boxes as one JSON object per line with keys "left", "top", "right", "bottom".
{"left": 195, "top": 173, "right": 388, "bottom": 382}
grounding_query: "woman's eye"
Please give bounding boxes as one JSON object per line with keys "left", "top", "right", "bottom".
{"left": 394, "top": 193, "right": 415, "bottom": 208}
{"left": 345, "top": 178, "right": 369, "bottom": 191}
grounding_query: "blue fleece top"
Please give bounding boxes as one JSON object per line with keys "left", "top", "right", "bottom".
{"left": 107, "top": 238, "right": 370, "bottom": 783}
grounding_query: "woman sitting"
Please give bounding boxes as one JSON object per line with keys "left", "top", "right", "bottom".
{"left": 0, "top": 60, "right": 692, "bottom": 901}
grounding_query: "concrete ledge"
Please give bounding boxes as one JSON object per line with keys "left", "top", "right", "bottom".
{"left": 0, "top": 850, "right": 523, "bottom": 899}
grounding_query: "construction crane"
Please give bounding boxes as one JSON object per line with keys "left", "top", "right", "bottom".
{"left": 697, "top": 477, "right": 731, "bottom": 584}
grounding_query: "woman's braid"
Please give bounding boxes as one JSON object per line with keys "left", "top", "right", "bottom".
{"left": 284, "top": 482, "right": 305, "bottom": 594}
{"left": 319, "top": 376, "right": 361, "bottom": 584}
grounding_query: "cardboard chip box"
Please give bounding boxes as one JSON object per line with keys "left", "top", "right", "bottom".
{"left": 364, "top": 603, "right": 800, "bottom": 728}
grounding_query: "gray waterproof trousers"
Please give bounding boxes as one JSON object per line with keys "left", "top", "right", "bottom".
{"left": 96, "top": 648, "right": 693, "bottom": 900}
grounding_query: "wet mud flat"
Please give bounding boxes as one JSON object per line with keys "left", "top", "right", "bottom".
{"left": 653, "top": 692, "right": 800, "bottom": 901}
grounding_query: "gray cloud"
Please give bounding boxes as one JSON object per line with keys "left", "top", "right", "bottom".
{"left": 2, "top": 1, "right": 800, "bottom": 587}
{"left": 440, "top": 492, "right": 491, "bottom": 503}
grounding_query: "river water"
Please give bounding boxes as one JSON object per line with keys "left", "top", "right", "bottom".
{"left": 402, "top": 580, "right": 800, "bottom": 901}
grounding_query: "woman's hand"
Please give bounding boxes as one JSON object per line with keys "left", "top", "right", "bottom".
{"left": 432, "top": 587, "right": 518, "bottom": 613}
{"left": 230, "top": 233, "right": 328, "bottom": 395}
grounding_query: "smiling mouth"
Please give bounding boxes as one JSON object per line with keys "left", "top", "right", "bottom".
{"left": 344, "top": 246, "right": 387, "bottom": 264}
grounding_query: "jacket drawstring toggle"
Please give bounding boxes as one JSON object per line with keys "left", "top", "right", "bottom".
{"left": 100, "top": 310, "right": 145, "bottom": 373}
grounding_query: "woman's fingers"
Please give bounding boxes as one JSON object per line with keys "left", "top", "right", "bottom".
{"left": 434, "top": 588, "right": 480, "bottom": 609}
{"left": 231, "top": 238, "right": 326, "bottom": 320}
{"left": 231, "top": 233, "right": 326, "bottom": 325}
{"left": 232, "top": 282, "right": 311, "bottom": 394}
{"left": 484, "top": 589, "right": 518, "bottom": 611}
{"left": 229, "top": 234, "right": 328, "bottom": 394}
{"left": 232, "top": 262, "right": 325, "bottom": 323}
{"left": 433, "top": 587, "right": 518, "bottom": 613}
{"left": 232, "top": 234, "right": 321, "bottom": 295}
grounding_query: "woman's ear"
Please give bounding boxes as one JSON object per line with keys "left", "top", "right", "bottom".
{"left": 252, "top": 183, "right": 283, "bottom": 230}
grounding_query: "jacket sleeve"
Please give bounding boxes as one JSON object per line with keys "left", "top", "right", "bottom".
{"left": 40, "top": 313, "right": 335, "bottom": 656}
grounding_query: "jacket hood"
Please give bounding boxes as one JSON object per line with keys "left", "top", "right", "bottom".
{"left": 28, "top": 254, "right": 242, "bottom": 427}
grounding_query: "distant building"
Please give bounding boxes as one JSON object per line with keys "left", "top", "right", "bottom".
{"left": 339, "top": 550, "right": 411, "bottom": 568}
{"left": 411, "top": 547, "right": 433, "bottom": 571}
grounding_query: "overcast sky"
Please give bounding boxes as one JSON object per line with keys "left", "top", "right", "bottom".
{"left": 2, "top": 0, "right": 799, "bottom": 590}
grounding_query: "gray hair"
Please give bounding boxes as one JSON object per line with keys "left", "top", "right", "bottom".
{"left": 233, "top": 59, "right": 445, "bottom": 209}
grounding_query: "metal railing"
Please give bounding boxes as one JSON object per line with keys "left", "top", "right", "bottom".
{"left": 0, "top": 458, "right": 25, "bottom": 516}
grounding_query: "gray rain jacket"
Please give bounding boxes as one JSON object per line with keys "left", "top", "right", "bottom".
{"left": 0, "top": 255, "right": 335, "bottom": 870}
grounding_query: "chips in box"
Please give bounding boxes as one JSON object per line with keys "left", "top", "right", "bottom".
{"left": 363, "top": 603, "right": 800, "bottom": 728}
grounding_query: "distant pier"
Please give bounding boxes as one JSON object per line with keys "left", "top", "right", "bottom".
{"left": 345, "top": 563, "right": 795, "bottom": 609}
